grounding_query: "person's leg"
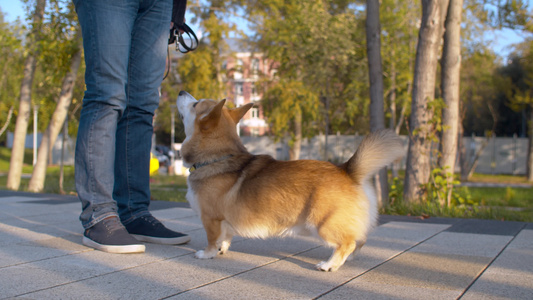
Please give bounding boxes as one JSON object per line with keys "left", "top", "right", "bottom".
{"left": 74, "top": 0, "right": 145, "bottom": 253}
{"left": 114, "top": 0, "right": 171, "bottom": 223}
{"left": 114, "top": 0, "right": 189, "bottom": 245}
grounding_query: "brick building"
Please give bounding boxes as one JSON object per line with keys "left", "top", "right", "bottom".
{"left": 222, "top": 40, "right": 276, "bottom": 136}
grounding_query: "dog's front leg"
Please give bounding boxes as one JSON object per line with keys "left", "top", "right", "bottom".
{"left": 218, "top": 220, "right": 233, "bottom": 255}
{"left": 195, "top": 217, "right": 222, "bottom": 259}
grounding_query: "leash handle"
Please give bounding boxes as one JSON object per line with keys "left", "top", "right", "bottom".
{"left": 172, "top": 23, "right": 198, "bottom": 53}
{"left": 168, "top": 0, "right": 198, "bottom": 53}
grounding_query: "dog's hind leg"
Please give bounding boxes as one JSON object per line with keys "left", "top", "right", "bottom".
{"left": 217, "top": 221, "right": 234, "bottom": 254}
{"left": 195, "top": 217, "right": 222, "bottom": 259}
{"left": 316, "top": 239, "right": 356, "bottom": 272}
{"left": 347, "top": 238, "right": 366, "bottom": 261}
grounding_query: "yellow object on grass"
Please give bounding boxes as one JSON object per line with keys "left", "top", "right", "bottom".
{"left": 150, "top": 153, "right": 159, "bottom": 175}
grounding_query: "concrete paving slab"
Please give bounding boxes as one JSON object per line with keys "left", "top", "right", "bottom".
{"left": 0, "top": 233, "right": 87, "bottom": 268}
{"left": 319, "top": 280, "right": 461, "bottom": 300}
{"left": 321, "top": 251, "right": 492, "bottom": 299}
{"left": 0, "top": 220, "right": 81, "bottom": 246}
{"left": 356, "top": 252, "right": 491, "bottom": 291}
{"left": 168, "top": 222, "right": 452, "bottom": 299}
{"left": 411, "top": 232, "right": 513, "bottom": 257}
{"left": 0, "top": 191, "right": 531, "bottom": 300}
{"left": 461, "top": 229, "right": 533, "bottom": 300}
{"left": 446, "top": 219, "right": 526, "bottom": 236}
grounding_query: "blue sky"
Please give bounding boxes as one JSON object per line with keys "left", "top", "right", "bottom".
{"left": 1, "top": 0, "right": 531, "bottom": 60}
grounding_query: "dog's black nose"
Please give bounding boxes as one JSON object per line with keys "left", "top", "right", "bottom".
{"left": 179, "top": 90, "right": 187, "bottom": 96}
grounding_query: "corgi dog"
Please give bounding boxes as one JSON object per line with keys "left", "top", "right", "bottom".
{"left": 176, "top": 91, "right": 404, "bottom": 272}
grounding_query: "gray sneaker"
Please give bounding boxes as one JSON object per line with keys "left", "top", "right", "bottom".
{"left": 83, "top": 216, "right": 145, "bottom": 254}
{"left": 125, "top": 215, "right": 191, "bottom": 245}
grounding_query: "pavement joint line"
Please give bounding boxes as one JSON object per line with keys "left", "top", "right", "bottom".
{"left": 313, "top": 223, "right": 452, "bottom": 300}
{"left": 3, "top": 261, "right": 162, "bottom": 300}
{"left": 3, "top": 245, "right": 202, "bottom": 300}
{"left": 159, "top": 245, "right": 324, "bottom": 300}
{"left": 0, "top": 221, "right": 205, "bottom": 270}
{"left": 0, "top": 248, "right": 94, "bottom": 270}
{"left": 456, "top": 222, "right": 528, "bottom": 300}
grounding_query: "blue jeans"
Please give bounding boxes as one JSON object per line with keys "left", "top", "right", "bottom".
{"left": 74, "top": 0, "right": 172, "bottom": 229}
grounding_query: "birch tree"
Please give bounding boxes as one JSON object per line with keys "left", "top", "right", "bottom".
{"left": 28, "top": 31, "right": 82, "bottom": 192}
{"left": 7, "top": 0, "right": 46, "bottom": 190}
{"left": 366, "top": 0, "right": 389, "bottom": 206}
{"left": 438, "top": 0, "right": 463, "bottom": 205}
{"left": 403, "top": 0, "right": 449, "bottom": 203}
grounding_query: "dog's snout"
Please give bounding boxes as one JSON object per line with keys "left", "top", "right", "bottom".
{"left": 179, "top": 90, "right": 187, "bottom": 96}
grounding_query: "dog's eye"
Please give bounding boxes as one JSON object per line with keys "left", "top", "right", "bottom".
{"left": 192, "top": 102, "right": 198, "bottom": 108}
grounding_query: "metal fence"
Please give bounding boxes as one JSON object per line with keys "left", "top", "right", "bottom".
{"left": 241, "top": 134, "right": 530, "bottom": 175}
{"left": 8, "top": 132, "right": 529, "bottom": 175}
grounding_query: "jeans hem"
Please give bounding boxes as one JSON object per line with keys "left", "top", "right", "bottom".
{"left": 120, "top": 210, "right": 151, "bottom": 226}
{"left": 83, "top": 212, "right": 120, "bottom": 230}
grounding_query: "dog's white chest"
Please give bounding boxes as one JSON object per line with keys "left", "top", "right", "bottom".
{"left": 186, "top": 178, "right": 201, "bottom": 217}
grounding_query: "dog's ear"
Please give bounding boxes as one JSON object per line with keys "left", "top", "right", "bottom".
{"left": 200, "top": 99, "right": 226, "bottom": 131}
{"left": 228, "top": 103, "right": 254, "bottom": 124}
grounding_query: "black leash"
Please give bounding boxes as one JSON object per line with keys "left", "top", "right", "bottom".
{"left": 169, "top": 0, "right": 198, "bottom": 53}
{"left": 163, "top": 0, "right": 198, "bottom": 80}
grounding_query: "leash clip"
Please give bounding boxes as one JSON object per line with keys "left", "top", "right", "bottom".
{"left": 169, "top": 24, "right": 198, "bottom": 54}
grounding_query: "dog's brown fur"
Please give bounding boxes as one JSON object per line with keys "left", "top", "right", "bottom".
{"left": 177, "top": 91, "right": 404, "bottom": 271}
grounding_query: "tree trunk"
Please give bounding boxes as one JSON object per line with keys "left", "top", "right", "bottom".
{"left": 438, "top": 0, "right": 463, "bottom": 206}
{"left": 0, "top": 106, "right": 14, "bottom": 138}
{"left": 288, "top": 108, "right": 302, "bottom": 160}
{"left": 59, "top": 117, "right": 68, "bottom": 194}
{"left": 6, "top": 0, "right": 46, "bottom": 191}
{"left": 403, "top": 0, "right": 449, "bottom": 203}
{"left": 28, "top": 36, "right": 82, "bottom": 192}
{"left": 527, "top": 108, "right": 533, "bottom": 183}
{"left": 366, "top": 0, "right": 389, "bottom": 207}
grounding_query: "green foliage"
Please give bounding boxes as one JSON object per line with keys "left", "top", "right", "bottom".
{"left": 504, "top": 186, "right": 516, "bottom": 202}
{"left": 0, "top": 11, "right": 25, "bottom": 143}
{"left": 157, "top": 0, "right": 240, "bottom": 143}
{"left": 388, "top": 176, "right": 403, "bottom": 205}
{"left": 261, "top": 79, "right": 321, "bottom": 141}
{"left": 248, "top": 0, "right": 369, "bottom": 137}
{"left": 424, "top": 166, "right": 477, "bottom": 207}
{"left": 380, "top": 0, "right": 420, "bottom": 133}
{"left": 176, "top": 1, "right": 237, "bottom": 100}
{"left": 385, "top": 171, "right": 533, "bottom": 222}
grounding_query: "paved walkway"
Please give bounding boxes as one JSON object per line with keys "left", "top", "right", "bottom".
{"left": 0, "top": 190, "right": 531, "bottom": 299}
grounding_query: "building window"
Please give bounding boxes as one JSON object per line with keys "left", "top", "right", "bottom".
{"left": 236, "top": 59, "right": 243, "bottom": 71}
{"left": 251, "top": 58, "right": 260, "bottom": 74}
{"left": 235, "top": 83, "right": 243, "bottom": 95}
{"left": 251, "top": 107, "right": 259, "bottom": 119}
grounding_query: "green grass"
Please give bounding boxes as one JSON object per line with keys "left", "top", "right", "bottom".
{"left": 468, "top": 173, "right": 532, "bottom": 185}
{"left": 0, "top": 146, "right": 34, "bottom": 174}
{"left": 468, "top": 186, "right": 532, "bottom": 208}
{"left": 149, "top": 174, "right": 188, "bottom": 203}
{"left": 0, "top": 146, "right": 189, "bottom": 201}
{"left": 384, "top": 173, "right": 533, "bottom": 222}
{"left": 382, "top": 197, "right": 533, "bottom": 222}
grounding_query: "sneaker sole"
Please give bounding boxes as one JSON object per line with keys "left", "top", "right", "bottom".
{"left": 131, "top": 234, "right": 191, "bottom": 245}
{"left": 82, "top": 236, "right": 145, "bottom": 254}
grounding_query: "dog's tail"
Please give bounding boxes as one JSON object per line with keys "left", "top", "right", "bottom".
{"left": 344, "top": 129, "right": 404, "bottom": 184}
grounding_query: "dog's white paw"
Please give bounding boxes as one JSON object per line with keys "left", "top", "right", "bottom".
{"left": 194, "top": 250, "right": 217, "bottom": 259}
{"left": 218, "top": 241, "right": 231, "bottom": 254}
{"left": 316, "top": 261, "right": 338, "bottom": 272}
